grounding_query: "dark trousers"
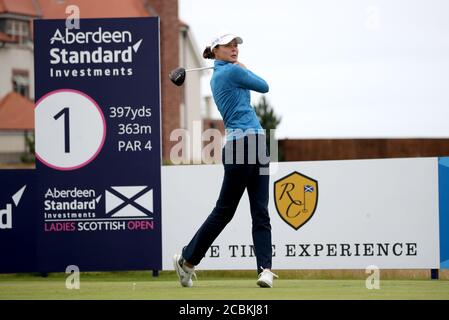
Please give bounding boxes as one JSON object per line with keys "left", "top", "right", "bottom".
{"left": 182, "top": 134, "right": 272, "bottom": 273}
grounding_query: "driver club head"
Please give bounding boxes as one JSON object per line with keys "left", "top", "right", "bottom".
{"left": 169, "top": 67, "right": 186, "bottom": 86}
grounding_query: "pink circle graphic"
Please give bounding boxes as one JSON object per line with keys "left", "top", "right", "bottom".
{"left": 35, "top": 89, "right": 107, "bottom": 171}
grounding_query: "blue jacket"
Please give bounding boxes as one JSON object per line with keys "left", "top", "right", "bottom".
{"left": 211, "top": 60, "right": 269, "bottom": 141}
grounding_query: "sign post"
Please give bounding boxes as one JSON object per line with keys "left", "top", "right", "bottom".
{"left": 34, "top": 17, "right": 162, "bottom": 272}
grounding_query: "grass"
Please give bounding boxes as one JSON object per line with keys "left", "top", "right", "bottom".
{"left": 1, "top": 271, "right": 449, "bottom": 300}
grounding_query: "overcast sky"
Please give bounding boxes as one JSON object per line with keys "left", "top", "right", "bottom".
{"left": 179, "top": 0, "right": 449, "bottom": 139}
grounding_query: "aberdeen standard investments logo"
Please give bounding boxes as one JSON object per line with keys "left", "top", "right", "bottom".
{"left": 48, "top": 27, "right": 143, "bottom": 78}
{"left": 274, "top": 172, "right": 318, "bottom": 230}
{"left": 43, "top": 186, "right": 154, "bottom": 233}
{"left": 0, "top": 185, "right": 26, "bottom": 230}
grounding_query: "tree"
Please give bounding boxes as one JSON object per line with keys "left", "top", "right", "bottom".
{"left": 254, "top": 95, "right": 281, "bottom": 131}
{"left": 254, "top": 95, "right": 282, "bottom": 161}
{"left": 20, "top": 131, "right": 35, "bottom": 164}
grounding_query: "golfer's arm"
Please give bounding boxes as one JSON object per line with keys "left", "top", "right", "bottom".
{"left": 230, "top": 66, "right": 269, "bottom": 93}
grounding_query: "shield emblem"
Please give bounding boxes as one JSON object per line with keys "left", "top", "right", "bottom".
{"left": 274, "top": 171, "right": 318, "bottom": 230}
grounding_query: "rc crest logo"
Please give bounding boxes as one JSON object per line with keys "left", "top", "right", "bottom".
{"left": 274, "top": 172, "right": 318, "bottom": 230}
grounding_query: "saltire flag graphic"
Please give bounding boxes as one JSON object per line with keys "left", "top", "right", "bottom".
{"left": 304, "top": 185, "right": 314, "bottom": 193}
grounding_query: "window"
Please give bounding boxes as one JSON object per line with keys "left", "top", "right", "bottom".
{"left": 12, "top": 70, "right": 30, "bottom": 98}
{"left": 5, "top": 19, "right": 31, "bottom": 45}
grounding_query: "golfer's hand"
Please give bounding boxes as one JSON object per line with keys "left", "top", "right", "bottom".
{"left": 234, "top": 61, "right": 247, "bottom": 69}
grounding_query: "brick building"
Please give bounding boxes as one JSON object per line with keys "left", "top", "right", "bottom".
{"left": 0, "top": 91, "right": 34, "bottom": 162}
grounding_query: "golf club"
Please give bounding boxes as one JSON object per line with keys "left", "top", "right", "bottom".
{"left": 169, "top": 66, "right": 214, "bottom": 86}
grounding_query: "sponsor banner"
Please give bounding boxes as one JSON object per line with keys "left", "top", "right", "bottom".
{"left": 162, "top": 158, "right": 440, "bottom": 270}
{"left": 439, "top": 157, "right": 449, "bottom": 268}
{"left": 0, "top": 170, "right": 36, "bottom": 273}
{"left": 34, "top": 17, "right": 162, "bottom": 272}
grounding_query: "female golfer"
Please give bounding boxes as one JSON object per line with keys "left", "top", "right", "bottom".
{"left": 174, "top": 33, "right": 277, "bottom": 288}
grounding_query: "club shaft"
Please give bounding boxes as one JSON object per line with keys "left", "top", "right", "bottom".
{"left": 185, "top": 66, "right": 214, "bottom": 72}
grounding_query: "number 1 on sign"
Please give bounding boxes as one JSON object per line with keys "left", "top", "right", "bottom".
{"left": 54, "top": 107, "right": 70, "bottom": 153}
{"left": 35, "top": 89, "right": 105, "bottom": 170}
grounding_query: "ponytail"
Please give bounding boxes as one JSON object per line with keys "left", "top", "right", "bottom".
{"left": 203, "top": 46, "right": 215, "bottom": 59}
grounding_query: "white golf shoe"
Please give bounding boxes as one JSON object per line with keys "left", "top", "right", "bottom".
{"left": 257, "top": 268, "right": 278, "bottom": 288}
{"left": 173, "top": 254, "right": 196, "bottom": 287}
